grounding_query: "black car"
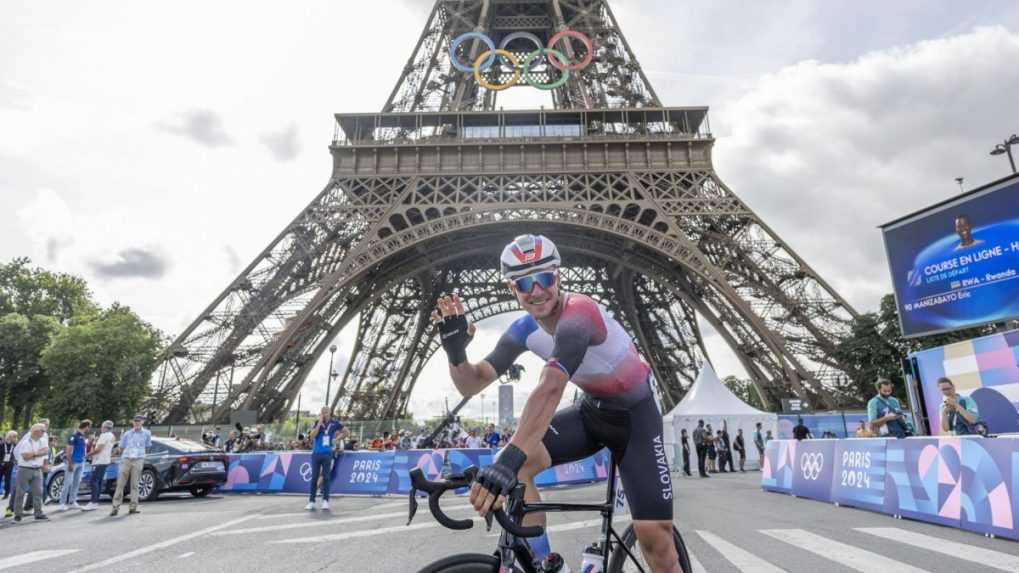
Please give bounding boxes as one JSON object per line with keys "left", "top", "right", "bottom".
{"left": 46, "top": 437, "right": 229, "bottom": 502}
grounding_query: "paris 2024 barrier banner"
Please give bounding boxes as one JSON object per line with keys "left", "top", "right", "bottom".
{"left": 762, "top": 437, "right": 1019, "bottom": 540}
{"left": 222, "top": 448, "right": 610, "bottom": 496}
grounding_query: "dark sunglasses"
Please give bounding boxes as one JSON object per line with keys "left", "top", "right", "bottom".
{"left": 512, "top": 271, "right": 557, "bottom": 294}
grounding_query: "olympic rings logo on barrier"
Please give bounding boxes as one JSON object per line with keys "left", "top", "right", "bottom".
{"left": 800, "top": 452, "right": 824, "bottom": 481}
{"left": 449, "top": 30, "right": 594, "bottom": 91}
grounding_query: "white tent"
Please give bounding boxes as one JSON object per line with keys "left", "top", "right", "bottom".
{"left": 662, "top": 364, "right": 777, "bottom": 469}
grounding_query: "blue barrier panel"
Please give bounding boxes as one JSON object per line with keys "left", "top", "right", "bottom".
{"left": 790, "top": 439, "right": 835, "bottom": 502}
{"left": 831, "top": 439, "right": 887, "bottom": 513}
{"left": 764, "top": 437, "right": 1019, "bottom": 541}
{"left": 958, "top": 437, "right": 1016, "bottom": 539}
{"left": 885, "top": 438, "right": 960, "bottom": 528}
{"left": 222, "top": 448, "right": 609, "bottom": 496}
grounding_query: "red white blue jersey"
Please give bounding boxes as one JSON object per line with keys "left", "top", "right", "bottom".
{"left": 484, "top": 293, "right": 652, "bottom": 407}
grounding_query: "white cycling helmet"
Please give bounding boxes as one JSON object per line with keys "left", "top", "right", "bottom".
{"left": 500, "top": 234, "right": 561, "bottom": 279}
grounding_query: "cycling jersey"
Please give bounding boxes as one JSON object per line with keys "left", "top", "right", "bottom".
{"left": 483, "top": 291, "right": 672, "bottom": 520}
{"left": 484, "top": 293, "right": 652, "bottom": 408}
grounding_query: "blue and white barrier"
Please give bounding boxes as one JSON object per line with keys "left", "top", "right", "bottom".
{"left": 223, "top": 448, "right": 610, "bottom": 495}
{"left": 762, "top": 437, "right": 1019, "bottom": 540}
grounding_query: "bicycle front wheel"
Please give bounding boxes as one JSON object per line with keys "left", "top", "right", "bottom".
{"left": 418, "top": 553, "right": 501, "bottom": 573}
{"left": 608, "top": 524, "right": 692, "bottom": 573}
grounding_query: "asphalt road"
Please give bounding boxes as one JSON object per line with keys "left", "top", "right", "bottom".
{"left": 2, "top": 471, "right": 1018, "bottom": 572}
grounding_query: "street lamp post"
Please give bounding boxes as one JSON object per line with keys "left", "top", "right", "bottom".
{"left": 326, "top": 344, "right": 338, "bottom": 407}
{"left": 989, "top": 134, "right": 1019, "bottom": 174}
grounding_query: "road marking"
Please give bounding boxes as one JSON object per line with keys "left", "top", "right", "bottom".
{"left": 696, "top": 530, "right": 786, "bottom": 572}
{"left": 217, "top": 505, "right": 475, "bottom": 536}
{"left": 761, "top": 529, "right": 930, "bottom": 573}
{"left": 688, "top": 550, "right": 708, "bottom": 573}
{"left": 177, "top": 552, "right": 194, "bottom": 559}
{"left": 0, "top": 550, "right": 79, "bottom": 571}
{"left": 272, "top": 518, "right": 486, "bottom": 544}
{"left": 66, "top": 514, "right": 259, "bottom": 573}
{"left": 857, "top": 527, "right": 1019, "bottom": 571}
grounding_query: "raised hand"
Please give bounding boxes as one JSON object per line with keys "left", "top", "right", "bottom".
{"left": 433, "top": 293, "right": 476, "bottom": 365}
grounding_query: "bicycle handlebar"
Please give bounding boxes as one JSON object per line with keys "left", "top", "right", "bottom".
{"left": 408, "top": 466, "right": 545, "bottom": 538}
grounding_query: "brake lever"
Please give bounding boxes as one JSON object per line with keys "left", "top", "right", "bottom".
{"left": 485, "top": 511, "right": 494, "bottom": 532}
{"left": 407, "top": 487, "right": 418, "bottom": 526}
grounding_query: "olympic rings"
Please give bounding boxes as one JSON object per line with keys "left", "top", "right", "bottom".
{"left": 449, "top": 29, "right": 593, "bottom": 89}
{"left": 473, "top": 49, "right": 520, "bottom": 91}
{"left": 521, "top": 48, "right": 570, "bottom": 91}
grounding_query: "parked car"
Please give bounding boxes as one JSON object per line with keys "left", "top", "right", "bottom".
{"left": 45, "top": 437, "right": 228, "bottom": 503}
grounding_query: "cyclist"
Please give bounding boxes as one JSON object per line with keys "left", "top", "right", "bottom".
{"left": 434, "top": 234, "right": 680, "bottom": 573}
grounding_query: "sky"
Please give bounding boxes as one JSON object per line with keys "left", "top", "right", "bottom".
{"left": 2, "top": 1, "right": 1019, "bottom": 421}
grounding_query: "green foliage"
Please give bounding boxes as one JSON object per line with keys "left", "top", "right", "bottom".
{"left": 0, "top": 313, "right": 62, "bottom": 428}
{"left": 0, "top": 257, "right": 97, "bottom": 322}
{"left": 40, "top": 305, "right": 163, "bottom": 427}
{"left": 722, "top": 374, "right": 766, "bottom": 410}
{"left": 832, "top": 294, "right": 998, "bottom": 406}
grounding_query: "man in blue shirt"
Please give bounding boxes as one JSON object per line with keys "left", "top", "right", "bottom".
{"left": 938, "top": 377, "right": 980, "bottom": 435}
{"left": 306, "top": 407, "right": 345, "bottom": 511}
{"left": 58, "top": 419, "right": 91, "bottom": 511}
{"left": 111, "top": 415, "right": 152, "bottom": 516}
{"left": 484, "top": 424, "right": 500, "bottom": 448}
{"left": 867, "top": 379, "right": 910, "bottom": 438}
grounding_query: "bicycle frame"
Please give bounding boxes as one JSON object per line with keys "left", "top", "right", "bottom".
{"left": 496, "top": 454, "right": 647, "bottom": 572}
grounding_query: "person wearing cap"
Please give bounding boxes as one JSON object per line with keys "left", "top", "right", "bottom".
{"left": 110, "top": 415, "right": 151, "bottom": 516}
{"left": 83, "top": 420, "right": 116, "bottom": 511}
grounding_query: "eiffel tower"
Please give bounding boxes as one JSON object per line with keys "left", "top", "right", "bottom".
{"left": 150, "top": 0, "right": 858, "bottom": 424}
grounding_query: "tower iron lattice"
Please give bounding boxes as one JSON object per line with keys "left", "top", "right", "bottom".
{"left": 150, "top": 0, "right": 858, "bottom": 424}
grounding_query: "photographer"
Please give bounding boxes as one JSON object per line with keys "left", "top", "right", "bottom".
{"left": 867, "top": 378, "right": 911, "bottom": 438}
{"left": 938, "top": 377, "right": 980, "bottom": 435}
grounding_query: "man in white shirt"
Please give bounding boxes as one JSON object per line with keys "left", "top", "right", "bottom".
{"left": 12, "top": 424, "right": 50, "bottom": 522}
{"left": 465, "top": 429, "right": 483, "bottom": 449}
{"left": 83, "top": 420, "right": 116, "bottom": 511}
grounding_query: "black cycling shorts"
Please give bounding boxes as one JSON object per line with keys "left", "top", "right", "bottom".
{"left": 542, "top": 394, "right": 673, "bottom": 521}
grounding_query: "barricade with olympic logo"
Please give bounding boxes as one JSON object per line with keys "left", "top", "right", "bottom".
{"left": 221, "top": 447, "right": 609, "bottom": 497}
{"left": 449, "top": 30, "right": 594, "bottom": 91}
{"left": 762, "top": 437, "right": 1019, "bottom": 540}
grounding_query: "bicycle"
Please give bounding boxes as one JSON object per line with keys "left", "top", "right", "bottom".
{"left": 407, "top": 455, "right": 692, "bottom": 572}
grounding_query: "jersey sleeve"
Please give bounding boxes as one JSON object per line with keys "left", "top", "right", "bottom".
{"left": 551, "top": 295, "right": 608, "bottom": 377}
{"left": 483, "top": 320, "right": 530, "bottom": 377}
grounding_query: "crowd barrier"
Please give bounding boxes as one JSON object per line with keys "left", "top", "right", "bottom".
{"left": 222, "top": 448, "right": 610, "bottom": 496}
{"left": 762, "top": 437, "right": 1019, "bottom": 540}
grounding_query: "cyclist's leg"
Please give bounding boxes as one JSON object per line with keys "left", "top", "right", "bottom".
{"left": 616, "top": 396, "right": 680, "bottom": 573}
{"left": 521, "top": 403, "right": 599, "bottom": 528}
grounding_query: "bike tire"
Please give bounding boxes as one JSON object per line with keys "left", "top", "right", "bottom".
{"left": 607, "top": 524, "right": 692, "bottom": 573}
{"left": 418, "top": 553, "right": 501, "bottom": 573}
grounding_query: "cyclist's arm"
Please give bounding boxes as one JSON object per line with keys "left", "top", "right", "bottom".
{"left": 507, "top": 366, "right": 569, "bottom": 456}
{"left": 448, "top": 360, "right": 499, "bottom": 397}
{"left": 451, "top": 327, "right": 526, "bottom": 397}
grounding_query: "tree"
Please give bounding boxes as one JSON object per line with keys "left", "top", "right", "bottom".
{"left": 722, "top": 375, "right": 766, "bottom": 410}
{"left": 39, "top": 305, "right": 164, "bottom": 427}
{"left": 0, "top": 314, "right": 61, "bottom": 428}
{"left": 832, "top": 293, "right": 996, "bottom": 406}
{"left": 0, "top": 258, "right": 97, "bottom": 322}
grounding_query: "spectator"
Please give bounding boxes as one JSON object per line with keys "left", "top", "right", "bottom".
{"left": 306, "top": 406, "right": 344, "bottom": 511}
{"left": 465, "top": 429, "right": 483, "bottom": 449}
{"left": 753, "top": 422, "right": 765, "bottom": 471}
{"left": 692, "top": 420, "right": 709, "bottom": 478}
{"left": 867, "top": 378, "right": 910, "bottom": 438}
{"left": 484, "top": 424, "right": 500, "bottom": 448}
{"left": 369, "top": 435, "right": 384, "bottom": 450}
{"left": 792, "top": 418, "right": 811, "bottom": 441}
{"left": 715, "top": 430, "right": 729, "bottom": 473}
{"left": 110, "top": 414, "right": 152, "bottom": 516}
{"left": 938, "top": 377, "right": 980, "bottom": 435}
{"left": 855, "top": 421, "right": 876, "bottom": 438}
{"left": 720, "top": 421, "right": 735, "bottom": 472}
{"left": 251, "top": 425, "right": 266, "bottom": 449}
{"left": 1, "top": 431, "right": 15, "bottom": 500}
{"left": 706, "top": 424, "right": 717, "bottom": 473}
{"left": 12, "top": 423, "right": 49, "bottom": 522}
{"left": 83, "top": 420, "right": 115, "bottom": 511}
{"left": 679, "top": 428, "right": 692, "bottom": 477}
{"left": 734, "top": 428, "right": 746, "bottom": 472}
{"left": 224, "top": 430, "right": 239, "bottom": 453}
{"left": 59, "top": 419, "right": 92, "bottom": 512}
{"left": 211, "top": 427, "right": 222, "bottom": 448}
